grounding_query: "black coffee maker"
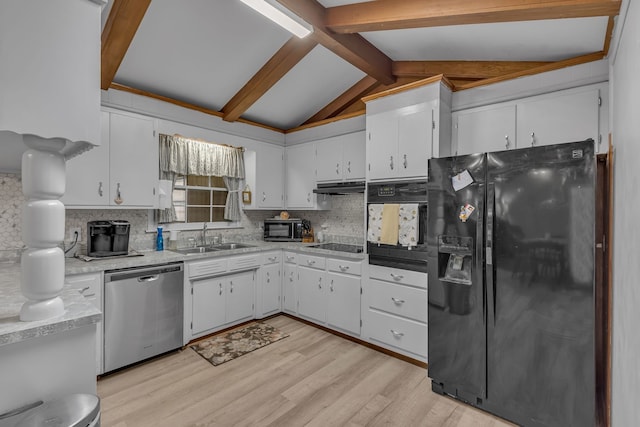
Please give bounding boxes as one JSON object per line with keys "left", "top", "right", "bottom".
{"left": 87, "top": 220, "right": 130, "bottom": 257}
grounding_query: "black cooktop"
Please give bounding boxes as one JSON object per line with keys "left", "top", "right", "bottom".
{"left": 309, "top": 243, "right": 364, "bottom": 253}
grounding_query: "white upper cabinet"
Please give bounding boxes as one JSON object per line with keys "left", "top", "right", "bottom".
{"left": 454, "top": 105, "right": 517, "bottom": 155}
{"left": 255, "top": 144, "right": 285, "bottom": 209}
{"left": 365, "top": 77, "right": 452, "bottom": 181}
{"left": 285, "top": 143, "right": 317, "bottom": 209}
{"left": 62, "top": 110, "right": 158, "bottom": 208}
{"left": 62, "top": 112, "right": 110, "bottom": 206}
{"left": 453, "top": 83, "right": 607, "bottom": 156}
{"left": 516, "top": 86, "right": 600, "bottom": 149}
{"left": 316, "top": 132, "right": 366, "bottom": 182}
{"left": 109, "top": 112, "right": 157, "bottom": 207}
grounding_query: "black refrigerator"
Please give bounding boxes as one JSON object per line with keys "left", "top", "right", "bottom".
{"left": 427, "top": 140, "right": 596, "bottom": 427}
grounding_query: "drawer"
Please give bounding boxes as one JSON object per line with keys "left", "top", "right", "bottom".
{"left": 368, "top": 264, "right": 427, "bottom": 289}
{"left": 228, "top": 254, "right": 261, "bottom": 271}
{"left": 284, "top": 251, "right": 298, "bottom": 264}
{"left": 369, "top": 279, "right": 426, "bottom": 322}
{"left": 367, "top": 310, "right": 427, "bottom": 359}
{"left": 187, "top": 258, "right": 228, "bottom": 278}
{"left": 262, "top": 252, "right": 281, "bottom": 265}
{"left": 327, "top": 258, "right": 362, "bottom": 276}
{"left": 298, "top": 253, "right": 326, "bottom": 270}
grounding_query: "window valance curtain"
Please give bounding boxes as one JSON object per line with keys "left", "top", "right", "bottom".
{"left": 156, "top": 134, "right": 245, "bottom": 223}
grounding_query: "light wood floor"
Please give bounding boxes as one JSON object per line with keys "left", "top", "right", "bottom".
{"left": 98, "top": 316, "right": 515, "bottom": 427}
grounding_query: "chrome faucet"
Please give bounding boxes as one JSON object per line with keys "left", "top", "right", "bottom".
{"left": 201, "top": 223, "right": 208, "bottom": 246}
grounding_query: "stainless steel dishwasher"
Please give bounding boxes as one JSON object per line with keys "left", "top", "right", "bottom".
{"left": 104, "top": 263, "right": 184, "bottom": 373}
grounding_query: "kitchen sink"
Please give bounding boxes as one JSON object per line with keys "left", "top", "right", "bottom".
{"left": 210, "top": 242, "right": 255, "bottom": 250}
{"left": 172, "top": 243, "right": 255, "bottom": 255}
{"left": 173, "top": 246, "right": 221, "bottom": 255}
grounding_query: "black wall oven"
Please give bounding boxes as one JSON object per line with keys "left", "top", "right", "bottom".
{"left": 367, "top": 180, "right": 428, "bottom": 272}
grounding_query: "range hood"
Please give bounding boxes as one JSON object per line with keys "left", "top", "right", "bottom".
{"left": 313, "top": 181, "right": 365, "bottom": 195}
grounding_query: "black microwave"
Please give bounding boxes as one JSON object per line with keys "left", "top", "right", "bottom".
{"left": 263, "top": 219, "right": 303, "bottom": 242}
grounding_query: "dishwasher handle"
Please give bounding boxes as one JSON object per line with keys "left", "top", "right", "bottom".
{"left": 105, "top": 263, "right": 183, "bottom": 283}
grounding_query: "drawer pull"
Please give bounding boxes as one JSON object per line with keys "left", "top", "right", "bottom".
{"left": 391, "top": 297, "right": 405, "bottom": 304}
{"left": 390, "top": 273, "right": 404, "bottom": 281}
{"left": 268, "top": 256, "right": 277, "bottom": 262}
{"left": 286, "top": 255, "right": 295, "bottom": 261}
{"left": 390, "top": 329, "right": 405, "bottom": 337}
{"left": 338, "top": 265, "right": 349, "bottom": 271}
{"left": 79, "top": 286, "right": 90, "bottom": 294}
{"left": 307, "top": 259, "right": 316, "bottom": 265}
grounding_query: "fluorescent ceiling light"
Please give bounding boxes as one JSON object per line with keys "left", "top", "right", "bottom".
{"left": 239, "top": 0, "right": 313, "bottom": 38}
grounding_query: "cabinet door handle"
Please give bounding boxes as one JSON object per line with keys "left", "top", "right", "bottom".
{"left": 262, "top": 192, "right": 266, "bottom": 202}
{"left": 230, "top": 281, "right": 233, "bottom": 293}
{"left": 98, "top": 181, "right": 103, "bottom": 197}
{"left": 336, "top": 163, "right": 340, "bottom": 175}
{"left": 266, "top": 272, "right": 270, "bottom": 283}
{"left": 390, "top": 273, "right": 404, "bottom": 281}
{"left": 530, "top": 132, "right": 536, "bottom": 146}
{"left": 347, "top": 161, "right": 351, "bottom": 173}
{"left": 403, "top": 154, "right": 407, "bottom": 169}
{"left": 391, "top": 297, "right": 405, "bottom": 304}
{"left": 289, "top": 273, "right": 294, "bottom": 282}
{"left": 390, "top": 329, "right": 405, "bottom": 337}
{"left": 219, "top": 283, "right": 223, "bottom": 295}
{"left": 505, "top": 135, "right": 510, "bottom": 149}
{"left": 318, "top": 277, "right": 322, "bottom": 289}
{"left": 390, "top": 155, "right": 394, "bottom": 170}
{"left": 114, "top": 182, "right": 123, "bottom": 205}
{"left": 307, "top": 192, "right": 311, "bottom": 203}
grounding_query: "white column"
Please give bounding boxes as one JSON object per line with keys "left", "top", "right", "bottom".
{"left": 19, "top": 135, "right": 68, "bottom": 321}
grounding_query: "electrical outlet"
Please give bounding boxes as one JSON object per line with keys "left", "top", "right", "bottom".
{"left": 69, "top": 227, "right": 82, "bottom": 242}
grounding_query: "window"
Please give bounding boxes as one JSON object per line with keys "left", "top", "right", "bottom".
{"left": 173, "top": 175, "right": 229, "bottom": 223}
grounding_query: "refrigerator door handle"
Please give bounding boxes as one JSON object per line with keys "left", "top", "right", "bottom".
{"left": 486, "top": 182, "right": 496, "bottom": 324}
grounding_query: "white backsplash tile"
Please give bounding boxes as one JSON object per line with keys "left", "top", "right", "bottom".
{"left": 0, "top": 173, "right": 365, "bottom": 251}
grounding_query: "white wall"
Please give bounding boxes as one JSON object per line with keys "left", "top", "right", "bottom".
{"left": 610, "top": 0, "right": 640, "bottom": 425}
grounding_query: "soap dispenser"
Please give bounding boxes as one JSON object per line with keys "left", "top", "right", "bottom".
{"left": 156, "top": 226, "right": 164, "bottom": 251}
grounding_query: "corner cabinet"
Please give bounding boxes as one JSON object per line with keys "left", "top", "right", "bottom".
{"left": 255, "top": 144, "right": 285, "bottom": 209}
{"left": 257, "top": 251, "right": 282, "bottom": 318}
{"left": 284, "top": 142, "right": 332, "bottom": 210}
{"left": 62, "top": 109, "right": 158, "bottom": 208}
{"left": 364, "top": 76, "right": 453, "bottom": 181}
{"left": 452, "top": 83, "right": 608, "bottom": 156}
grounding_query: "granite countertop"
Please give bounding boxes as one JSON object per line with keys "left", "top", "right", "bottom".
{"left": 0, "top": 241, "right": 365, "bottom": 346}
{"left": 0, "top": 263, "right": 101, "bottom": 347}
{"left": 65, "top": 241, "right": 366, "bottom": 275}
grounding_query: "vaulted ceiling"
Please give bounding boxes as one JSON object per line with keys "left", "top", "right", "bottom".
{"left": 100, "top": 0, "right": 621, "bottom": 133}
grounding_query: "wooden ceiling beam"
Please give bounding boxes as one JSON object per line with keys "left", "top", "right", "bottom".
{"left": 325, "top": 0, "right": 622, "bottom": 33}
{"left": 277, "top": 0, "right": 395, "bottom": 85}
{"left": 455, "top": 51, "right": 606, "bottom": 91}
{"left": 304, "top": 76, "right": 380, "bottom": 124}
{"left": 393, "top": 61, "right": 552, "bottom": 79}
{"left": 222, "top": 36, "right": 317, "bottom": 123}
{"left": 101, "top": 0, "right": 151, "bottom": 90}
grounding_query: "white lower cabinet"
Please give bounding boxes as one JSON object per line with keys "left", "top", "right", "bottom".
{"left": 65, "top": 272, "right": 103, "bottom": 375}
{"left": 282, "top": 252, "right": 298, "bottom": 315}
{"left": 326, "top": 258, "right": 361, "bottom": 336}
{"left": 257, "top": 252, "right": 281, "bottom": 318}
{"left": 191, "top": 270, "right": 255, "bottom": 338}
{"left": 297, "top": 254, "right": 327, "bottom": 324}
{"left": 292, "top": 253, "right": 362, "bottom": 338}
{"left": 186, "top": 256, "right": 257, "bottom": 340}
{"left": 364, "top": 264, "right": 428, "bottom": 362}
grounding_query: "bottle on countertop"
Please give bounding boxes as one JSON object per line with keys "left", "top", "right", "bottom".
{"left": 156, "top": 226, "right": 164, "bottom": 251}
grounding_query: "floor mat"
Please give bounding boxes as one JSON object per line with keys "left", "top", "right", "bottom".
{"left": 190, "top": 322, "right": 289, "bottom": 366}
